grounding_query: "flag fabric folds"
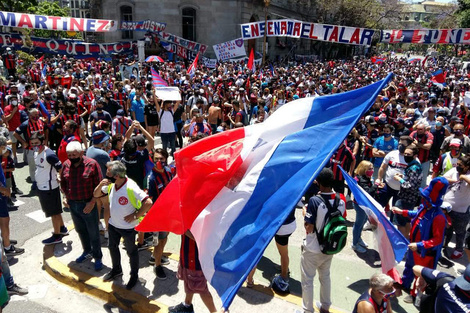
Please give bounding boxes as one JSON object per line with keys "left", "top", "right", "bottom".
{"left": 40, "top": 65, "right": 48, "bottom": 86}
{"left": 371, "top": 56, "right": 385, "bottom": 64}
{"left": 137, "top": 73, "right": 393, "bottom": 309}
{"left": 247, "top": 49, "right": 255, "bottom": 72}
{"left": 431, "top": 69, "right": 446, "bottom": 88}
{"left": 187, "top": 52, "right": 199, "bottom": 78}
{"left": 150, "top": 68, "right": 168, "bottom": 87}
{"left": 339, "top": 167, "right": 409, "bottom": 283}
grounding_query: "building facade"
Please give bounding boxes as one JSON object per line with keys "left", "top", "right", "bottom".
{"left": 94, "top": 0, "right": 315, "bottom": 59}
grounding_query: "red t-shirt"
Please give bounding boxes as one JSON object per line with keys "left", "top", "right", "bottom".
{"left": 4, "top": 104, "right": 25, "bottom": 131}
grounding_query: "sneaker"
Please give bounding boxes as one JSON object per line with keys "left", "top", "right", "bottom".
{"left": 451, "top": 250, "right": 464, "bottom": 260}
{"left": 358, "top": 239, "right": 369, "bottom": 248}
{"left": 161, "top": 255, "right": 170, "bottom": 265}
{"left": 7, "top": 283, "right": 28, "bottom": 296}
{"left": 103, "top": 270, "right": 123, "bottom": 282}
{"left": 351, "top": 244, "right": 367, "bottom": 254}
{"left": 59, "top": 225, "right": 69, "bottom": 236}
{"left": 98, "top": 222, "right": 105, "bottom": 232}
{"left": 137, "top": 242, "right": 150, "bottom": 251}
{"left": 168, "top": 302, "right": 194, "bottom": 313}
{"left": 94, "top": 259, "right": 103, "bottom": 271}
{"left": 126, "top": 275, "right": 138, "bottom": 290}
{"left": 148, "top": 255, "right": 156, "bottom": 265}
{"left": 316, "top": 301, "right": 331, "bottom": 313}
{"left": 12, "top": 187, "right": 23, "bottom": 195}
{"left": 403, "top": 294, "right": 414, "bottom": 303}
{"left": 7, "top": 198, "right": 15, "bottom": 208}
{"left": 42, "top": 235, "right": 62, "bottom": 246}
{"left": 363, "top": 221, "right": 373, "bottom": 231}
{"left": 75, "top": 252, "right": 92, "bottom": 263}
{"left": 31, "top": 182, "right": 38, "bottom": 191}
{"left": 4, "top": 245, "right": 25, "bottom": 256}
{"left": 271, "top": 274, "right": 289, "bottom": 293}
{"left": 154, "top": 265, "right": 167, "bottom": 280}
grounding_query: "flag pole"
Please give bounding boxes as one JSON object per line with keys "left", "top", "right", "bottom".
{"left": 262, "top": 0, "right": 270, "bottom": 67}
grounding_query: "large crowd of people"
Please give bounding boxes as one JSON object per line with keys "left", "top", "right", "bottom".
{"left": 0, "top": 48, "right": 469, "bottom": 313}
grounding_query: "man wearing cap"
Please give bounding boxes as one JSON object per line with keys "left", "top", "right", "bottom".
{"left": 443, "top": 155, "right": 470, "bottom": 259}
{"left": 394, "top": 118, "right": 411, "bottom": 140}
{"left": 413, "top": 264, "right": 470, "bottom": 312}
{"left": 89, "top": 99, "right": 113, "bottom": 133}
{"left": 392, "top": 177, "right": 449, "bottom": 301}
{"left": 433, "top": 138, "right": 463, "bottom": 179}
{"left": 441, "top": 123, "right": 470, "bottom": 155}
{"left": 111, "top": 109, "right": 133, "bottom": 136}
{"left": 86, "top": 130, "right": 111, "bottom": 179}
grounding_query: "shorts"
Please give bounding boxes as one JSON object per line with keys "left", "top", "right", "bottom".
{"left": 177, "top": 262, "right": 210, "bottom": 295}
{"left": 152, "top": 231, "right": 169, "bottom": 246}
{"left": 38, "top": 187, "right": 63, "bottom": 217}
{"left": 274, "top": 233, "right": 292, "bottom": 246}
{"left": 83, "top": 114, "right": 89, "bottom": 124}
{"left": 8, "top": 131, "right": 16, "bottom": 143}
{"left": 0, "top": 197, "right": 8, "bottom": 218}
{"left": 393, "top": 199, "right": 412, "bottom": 227}
{"left": 5, "top": 178, "right": 11, "bottom": 189}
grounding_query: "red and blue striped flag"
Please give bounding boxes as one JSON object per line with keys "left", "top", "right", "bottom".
{"left": 151, "top": 68, "right": 168, "bottom": 88}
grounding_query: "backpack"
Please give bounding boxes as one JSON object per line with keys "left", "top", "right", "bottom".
{"left": 418, "top": 275, "right": 454, "bottom": 313}
{"left": 312, "top": 193, "right": 348, "bottom": 255}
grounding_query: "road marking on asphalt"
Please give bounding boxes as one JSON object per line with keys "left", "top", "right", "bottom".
{"left": 26, "top": 210, "right": 50, "bottom": 223}
{"left": 9, "top": 284, "right": 48, "bottom": 301}
{"left": 13, "top": 199, "right": 24, "bottom": 206}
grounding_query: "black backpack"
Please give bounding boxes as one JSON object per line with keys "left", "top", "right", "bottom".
{"left": 312, "top": 193, "right": 348, "bottom": 255}
{"left": 418, "top": 275, "right": 454, "bottom": 313}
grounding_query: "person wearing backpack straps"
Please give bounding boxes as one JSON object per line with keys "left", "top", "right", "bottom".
{"left": 301, "top": 168, "right": 347, "bottom": 313}
{"left": 154, "top": 91, "right": 180, "bottom": 157}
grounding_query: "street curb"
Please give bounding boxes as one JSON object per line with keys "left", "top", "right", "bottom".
{"left": 42, "top": 226, "right": 168, "bottom": 313}
{"left": 43, "top": 226, "right": 347, "bottom": 313}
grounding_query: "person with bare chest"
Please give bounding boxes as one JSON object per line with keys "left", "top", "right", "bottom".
{"left": 207, "top": 100, "right": 222, "bottom": 134}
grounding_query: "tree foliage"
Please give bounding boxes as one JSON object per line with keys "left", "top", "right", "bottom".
{"left": 457, "top": 0, "right": 470, "bottom": 28}
{"left": 27, "top": 1, "right": 81, "bottom": 39}
{"left": 0, "top": 0, "right": 38, "bottom": 12}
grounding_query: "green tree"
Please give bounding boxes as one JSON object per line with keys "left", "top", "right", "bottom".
{"left": 457, "top": 0, "right": 470, "bottom": 27}
{"left": 0, "top": 0, "right": 38, "bottom": 12}
{"left": 27, "top": 1, "right": 80, "bottom": 39}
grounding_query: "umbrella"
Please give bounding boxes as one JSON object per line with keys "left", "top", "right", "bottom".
{"left": 145, "top": 55, "right": 164, "bottom": 62}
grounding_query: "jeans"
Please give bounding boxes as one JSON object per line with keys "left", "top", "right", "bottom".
{"left": 69, "top": 201, "right": 102, "bottom": 260}
{"left": 2, "top": 254, "right": 12, "bottom": 288}
{"left": 301, "top": 247, "right": 333, "bottom": 313}
{"left": 108, "top": 224, "right": 138, "bottom": 277}
{"left": 420, "top": 161, "right": 430, "bottom": 188}
{"left": 352, "top": 203, "right": 367, "bottom": 246}
{"left": 445, "top": 209, "right": 470, "bottom": 252}
{"left": 24, "top": 149, "right": 36, "bottom": 183}
{"left": 160, "top": 132, "right": 176, "bottom": 156}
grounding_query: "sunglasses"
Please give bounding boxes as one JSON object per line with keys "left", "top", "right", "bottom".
{"left": 379, "top": 288, "right": 396, "bottom": 298}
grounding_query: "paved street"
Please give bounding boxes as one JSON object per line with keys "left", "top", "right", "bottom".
{"left": 3, "top": 146, "right": 468, "bottom": 313}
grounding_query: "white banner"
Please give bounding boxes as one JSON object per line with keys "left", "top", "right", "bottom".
{"left": 213, "top": 38, "right": 246, "bottom": 61}
{"left": 202, "top": 57, "right": 217, "bottom": 68}
{"left": 154, "top": 87, "right": 182, "bottom": 101}
{"left": 0, "top": 11, "right": 116, "bottom": 32}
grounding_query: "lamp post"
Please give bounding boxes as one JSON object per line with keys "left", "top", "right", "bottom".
{"left": 262, "top": 0, "right": 270, "bottom": 66}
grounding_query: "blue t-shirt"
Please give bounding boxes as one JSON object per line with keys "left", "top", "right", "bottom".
{"left": 130, "top": 99, "right": 145, "bottom": 123}
{"left": 422, "top": 267, "right": 470, "bottom": 313}
{"left": 86, "top": 146, "right": 110, "bottom": 178}
{"left": 373, "top": 136, "right": 398, "bottom": 167}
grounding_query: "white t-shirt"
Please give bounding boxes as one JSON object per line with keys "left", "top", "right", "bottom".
{"left": 104, "top": 178, "right": 148, "bottom": 229}
{"left": 158, "top": 108, "right": 175, "bottom": 134}
{"left": 382, "top": 150, "right": 409, "bottom": 190}
{"left": 34, "top": 147, "right": 62, "bottom": 191}
{"left": 444, "top": 168, "right": 470, "bottom": 213}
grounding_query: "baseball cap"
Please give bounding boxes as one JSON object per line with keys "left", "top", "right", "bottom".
{"left": 133, "top": 134, "right": 146, "bottom": 147}
{"left": 365, "top": 115, "right": 377, "bottom": 125}
{"left": 450, "top": 138, "right": 462, "bottom": 147}
{"left": 116, "top": 109, "right": 125, "bottom": 117}
{"left": 91, "top": 130, "right": 110, "bottom": 145}
{"left": 455, "top": 264, "right": 470, "bottom": 291}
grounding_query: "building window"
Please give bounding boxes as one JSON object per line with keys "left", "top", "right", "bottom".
{"left": 182, "top": 7, "right": 196, "bottom": 41}
{"left": 121, "top": 5, "right": 133, "bottom": 39}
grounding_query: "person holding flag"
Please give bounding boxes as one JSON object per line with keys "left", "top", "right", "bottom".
{"left": 392, "top": 177, "right": 449, "bottom": 303}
